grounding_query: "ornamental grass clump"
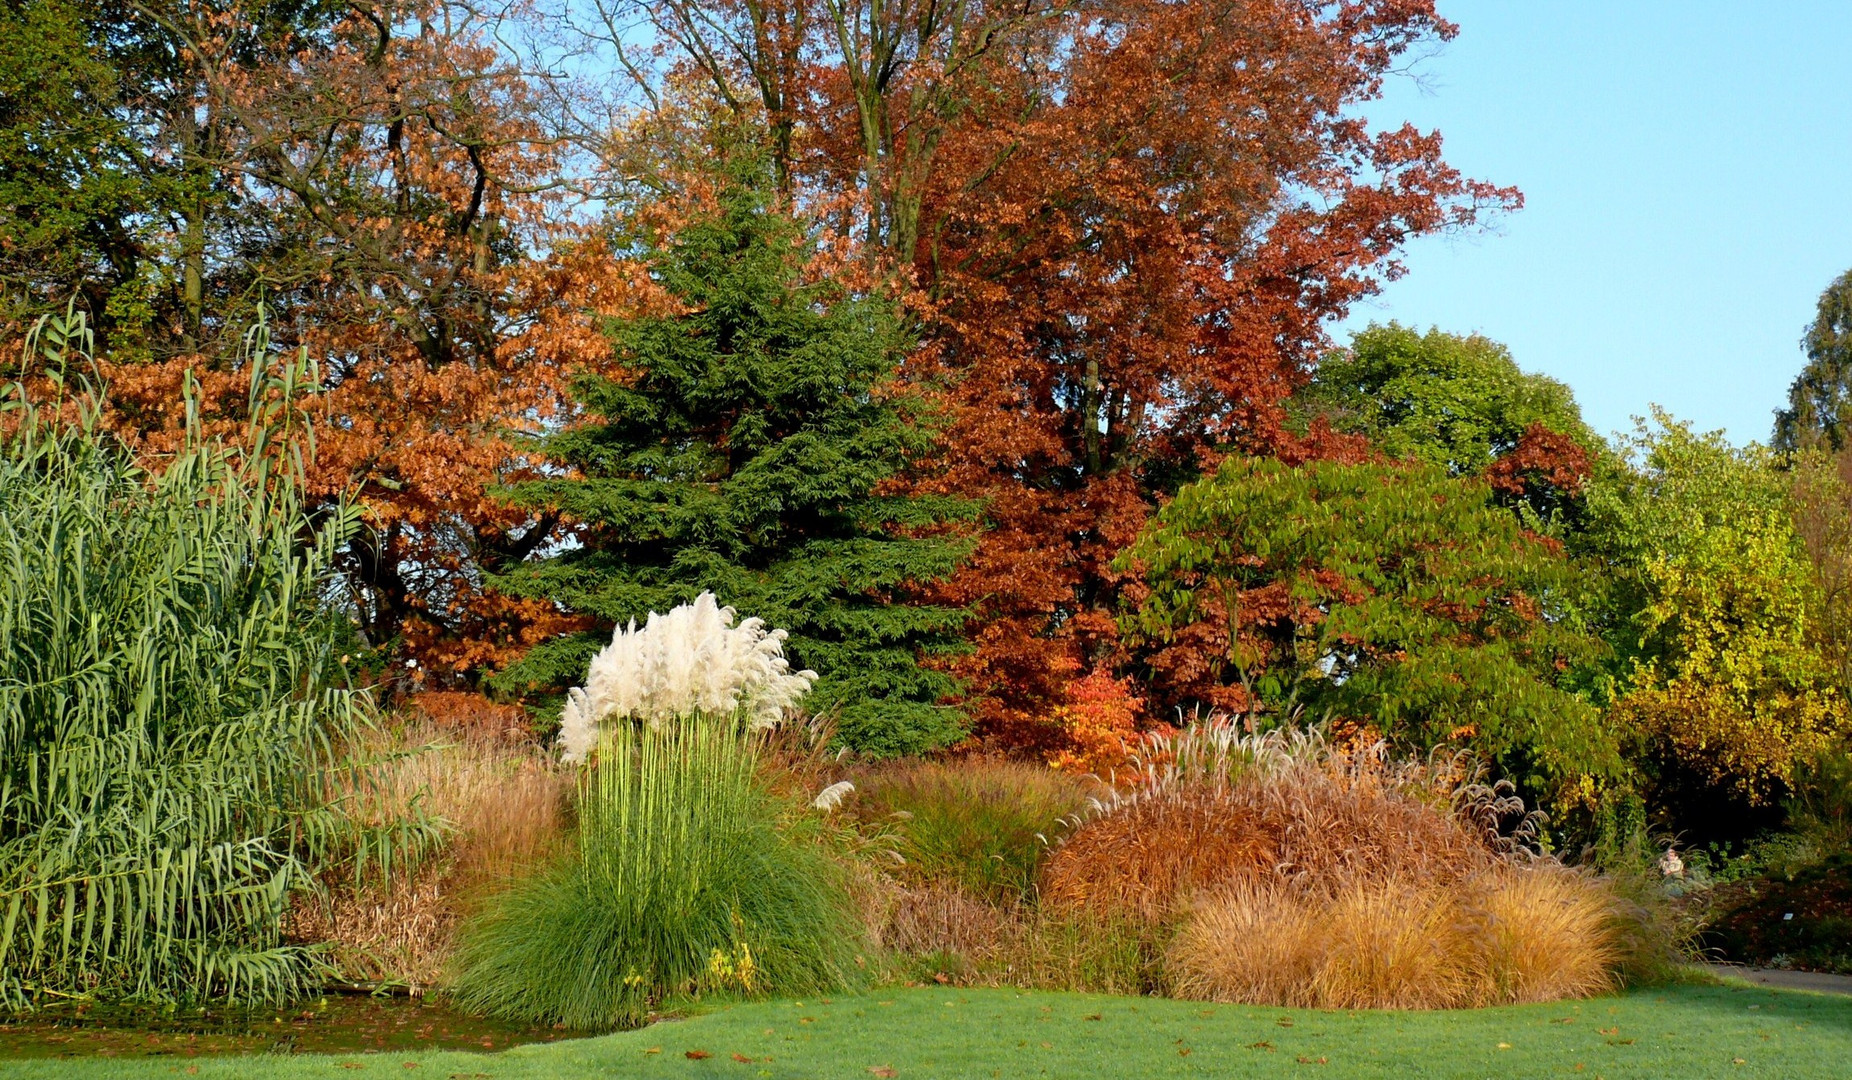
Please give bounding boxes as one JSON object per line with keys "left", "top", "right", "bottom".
{"left": 1044, "top": 719, "right": 1646, "bottom": 1008}
{"left": 851, "top": 759, "right": 1097, "bottom": 902}
{"left": 450, "top": 596, "right": 853, "bottom": 1030}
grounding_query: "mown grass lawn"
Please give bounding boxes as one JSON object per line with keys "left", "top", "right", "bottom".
{"left": 3, "top": 982, "right": 1847, "bottom": 1079}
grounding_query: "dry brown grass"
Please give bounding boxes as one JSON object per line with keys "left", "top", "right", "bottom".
{"left": 1041, "top": 727, "right": 1511, "bottom": 920}
{"left": 856, "top": 878, "right": 1161, "bottom": 995}
{"left": 1167, "top": 865, "right": 1622, "bottom": 1009}
{"left": 291, "top": 720, "right": 571, "bottom": 985}
{"left": 1468, "top": 864, "right": 1623, "bottom": 1003}
{"left": 1035, "top": 722, "right": 1635, "bottom": 1008}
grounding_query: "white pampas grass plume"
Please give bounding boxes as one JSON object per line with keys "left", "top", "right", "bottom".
{"left": 558, "top": 592, "right": 817, "bottom": 763}
{"left": 811, "top": 780, "right": 855, "bottom": 813}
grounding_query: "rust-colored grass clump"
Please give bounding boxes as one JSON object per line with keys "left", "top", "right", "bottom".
{"left": 1040, "top": 727, "right": 1504, "bottom": 921}
{"left": 1040, "top": 722, "right": 1639, "bottom": 1008}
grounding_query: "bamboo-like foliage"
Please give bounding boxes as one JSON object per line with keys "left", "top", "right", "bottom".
{"left": 0, "top": 309, "right": 396, "bottom": 1004}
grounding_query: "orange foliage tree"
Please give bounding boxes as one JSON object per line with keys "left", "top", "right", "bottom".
{"left": 561, "top": 0, "right": 1516, "bottom": 746}
{"left": 38, "top": 0, "right": 636, "bottom": 680}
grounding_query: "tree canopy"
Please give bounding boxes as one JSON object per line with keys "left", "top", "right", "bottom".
{"left": 1775, "top": 268, "right": 1852, "bottom": 453}
{"left": 1295, "top": 323, "right": 1602, "bottom": 522}
{"left": 1118, "top": 456, "right": 1622, "bottom": 811}
{"left": 1586, "top": 414, "right": 1849, "bottom": 816}
{"left": 495, "top": 175, "right": 972, "bottom": 757}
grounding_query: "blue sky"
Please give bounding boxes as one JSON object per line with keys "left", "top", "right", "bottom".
{"left": 1337, "top": 1, "right": 1852, "bottom": 446}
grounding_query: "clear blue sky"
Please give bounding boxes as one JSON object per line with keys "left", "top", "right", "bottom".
{"left": 1338, "top": 1, "right": 1852, "bottom": 447}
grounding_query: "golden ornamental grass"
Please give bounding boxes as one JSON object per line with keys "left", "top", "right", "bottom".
{"left": 1043, "top": 722, "right": 1635, "bottom": 1009}
{"left": 1167, "top": 865, "right": 1621, "bottom": 1010}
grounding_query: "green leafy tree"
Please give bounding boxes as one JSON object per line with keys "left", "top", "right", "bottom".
{"left": 1586, "top": 413, "right": 1848, "bottom": 814}
{"left": 1118, "top": 456, "right": 1623, "bottom": 812}
{"left": 1775, "top": 269, "right": 1852, "bottom": 453}
{"left": 496, "top": 177, "right": 971, "bottom": 756}
{"left": 1296, "top": 323, "right": 1604, "bottom": 522}
{"left": 0, "top": 0, "right": 151, "bottom": 330}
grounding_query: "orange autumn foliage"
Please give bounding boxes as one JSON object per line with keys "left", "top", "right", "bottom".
{"left": 23, "top": 0, "right": 1512, "bottom": 719}
{"left": 1044, "top": 671, "right": 1152, "bottom": 780}
{"left": 34, "top": 1, "right": 648, "bottom": 680}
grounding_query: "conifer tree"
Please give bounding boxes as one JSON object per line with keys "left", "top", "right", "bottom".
{"left": 496, "top": 172, "right": 971, "bottom": 756}
{"left": 1775, "top": 269, "right": 1852, "bottom": 453}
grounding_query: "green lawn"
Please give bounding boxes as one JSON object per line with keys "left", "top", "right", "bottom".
{"left": 2, "top": 981, "right": 1848, "bottom": 1079}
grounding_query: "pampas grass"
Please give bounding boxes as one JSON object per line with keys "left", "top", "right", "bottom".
{"left": 557, "top": 592, "right": 816, "bottom": 762}
{"left": 450, "top": 716, "right": 856, "bottom": 1029}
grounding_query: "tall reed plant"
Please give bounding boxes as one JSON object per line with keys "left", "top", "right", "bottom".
{"left": 451, "top": 714, "right": 857, "bottom": 1029}
{"left": 0, "top": 310, "right": 417, "bottom": 1005}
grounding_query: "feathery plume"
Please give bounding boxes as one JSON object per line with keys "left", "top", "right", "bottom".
{"left": 811, "top": 781, "right": 856, "bottom": 813}
{"left": 558, "top": 592, "right": 817, "bottom": 762}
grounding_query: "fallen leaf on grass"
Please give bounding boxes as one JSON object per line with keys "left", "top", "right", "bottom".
{"left": 868, "top": 1068, "right": 897, "bottom": 1078}
{"left": 1083, "top": 1014, "right": 1102, "bottom": 1022}
{"left": 1733, "top": 1059, "right": 1746, "bottom": 1066}
{"left": 1246, "top": 1041, "right": 1275, "bottom": 1052}
{"left": 1296, "top": 1055, "right": 1327, "bottom": 1065}
{"left": 1597, "top": 1027, "right": 1618, "bottom": 1036}
{"left": 800, "top": 1017, "right": 816, "bottom": 1024}
{"left": 732, "top": 1054, "right": 755, "bottom": 1063}
{"left": 685, "top": 1050, "right": 711, "bottom": 1060}
{"left": 643, "top": 1047, "right": 661, "bottom": 1055}
{"left": 1497, "top": 1043, "right": 1511, "bottom": 1050}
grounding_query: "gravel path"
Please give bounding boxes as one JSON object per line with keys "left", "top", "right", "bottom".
{"left": 1705, "top": 962, "right": 1852, "bottom": 995}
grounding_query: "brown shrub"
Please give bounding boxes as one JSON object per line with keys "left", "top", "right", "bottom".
{"left": 407, "top": 691, "right": 531, "bottom": 741}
